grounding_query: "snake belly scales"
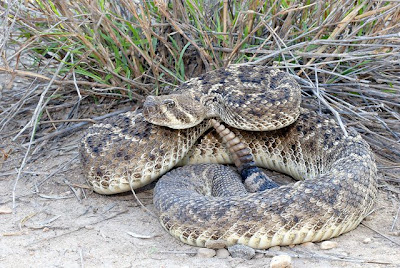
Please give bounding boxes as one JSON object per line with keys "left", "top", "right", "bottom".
{"left": 79, "top": 65, "right": 377, "bottom": 249}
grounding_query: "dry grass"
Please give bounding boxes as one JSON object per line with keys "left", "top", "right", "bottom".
{"left": 0, "top": 0, "right": 399, "bottom": 186}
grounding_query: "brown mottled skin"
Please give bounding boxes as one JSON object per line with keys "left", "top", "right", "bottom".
{"left": 80, "top": 65, "right": 377, "bottom": 249}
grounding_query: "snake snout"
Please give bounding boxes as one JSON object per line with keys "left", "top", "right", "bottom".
{"left": 143, "top": 96, "right": 157, "bottom": 117}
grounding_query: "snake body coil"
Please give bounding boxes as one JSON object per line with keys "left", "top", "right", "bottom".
{"left": 80, "top": 65, "right": 377, "bottom": 248}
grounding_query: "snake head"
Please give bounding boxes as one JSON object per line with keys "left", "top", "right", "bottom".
{"left": 143, "top": 93, "right": 206, "bottom": 129}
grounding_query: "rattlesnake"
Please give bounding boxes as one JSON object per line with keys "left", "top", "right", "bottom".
{"left": 79, "top": 65, "right": 377, "bottom": 248}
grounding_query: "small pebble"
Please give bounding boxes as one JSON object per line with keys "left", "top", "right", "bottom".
{"left": 197, "top": 248, "right": 216, "bottom": 258}
{"left": 42, "top": 227, "right": 50, "bottom": 232}
{"left": 228, "top": 244, "right": 255, "bottom": 260}
{"left": 363, "top": 238, "right": 372, "bottom": 244}
{"left": 320, "top": 241, "right": 338, "bottom": 250}
{"left": 85, "top": 225, "right": 95, "bottom": 230}
{"left": 216, "top": 248, "right": 230, "bottom": 259}
{"left": 205, "top": 240, "right": 228, "bottom": 249}
{"left": 0, "top": 206, "right": 12, "bottom": 214}
{"left": 300, "top": 242, "right": 315, "bottom": 249}
{"left": 269, "top": 246, "right": 281, "bottom": 251}
{"left": 270, "top": 254, "right": 293, "bottom": 268}
{"left": 389, "top": 231, "right": 400, "bottom": 236}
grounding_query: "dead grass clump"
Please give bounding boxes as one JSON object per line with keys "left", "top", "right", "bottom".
{"left": 0, "top": 1, "right": 399, "bottom": 180}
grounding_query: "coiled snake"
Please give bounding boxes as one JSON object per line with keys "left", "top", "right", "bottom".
{"left": 79, "top": 65, "right": 377, "bottom": 248}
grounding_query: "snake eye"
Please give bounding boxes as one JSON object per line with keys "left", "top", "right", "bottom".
{"left": 163, "top": 99, "right": 176, "bottom": 109}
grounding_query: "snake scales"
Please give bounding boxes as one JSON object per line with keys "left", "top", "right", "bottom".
{"left": 79, "top": 65, "right": 377, "bottom": 248}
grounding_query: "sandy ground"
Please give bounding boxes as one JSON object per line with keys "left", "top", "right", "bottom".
{"left": 0, "top": 73, "right": 399, "bottom": 268}
{"left": 0, "top": 127, "right": 399, "bottom": 268}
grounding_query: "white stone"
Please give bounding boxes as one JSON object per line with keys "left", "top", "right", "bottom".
{"left": 300, "top": 242, "right": 315, "bottom": 249}
{"left": 197, "top": 248, "right": 216, "bottom": 258}
{"left": 363, "top": 237, "right": 372, "bottom": 244}
{"left": 216, "top": 248, "right": 230, "bottom": 258}
{"left": 320, "top": 241, "right": 338, "bottom": 250}
{"left": 0, "top": 206, "right": 12, "bottom": 214}
{"left": 270, "top": 254, "right": 293, "bottom": 268}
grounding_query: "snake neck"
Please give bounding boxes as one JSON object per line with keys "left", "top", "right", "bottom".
{"left": 199, "top": 94, "right": 222, "bottom": 119}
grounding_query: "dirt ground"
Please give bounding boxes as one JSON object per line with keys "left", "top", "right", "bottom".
{"left": 1, "top": 75, "right": 400, "bottom": 268}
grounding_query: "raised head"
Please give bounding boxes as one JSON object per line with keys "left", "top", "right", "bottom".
{"left": 143, "top": 93, "right": 206, "bottom": 129}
